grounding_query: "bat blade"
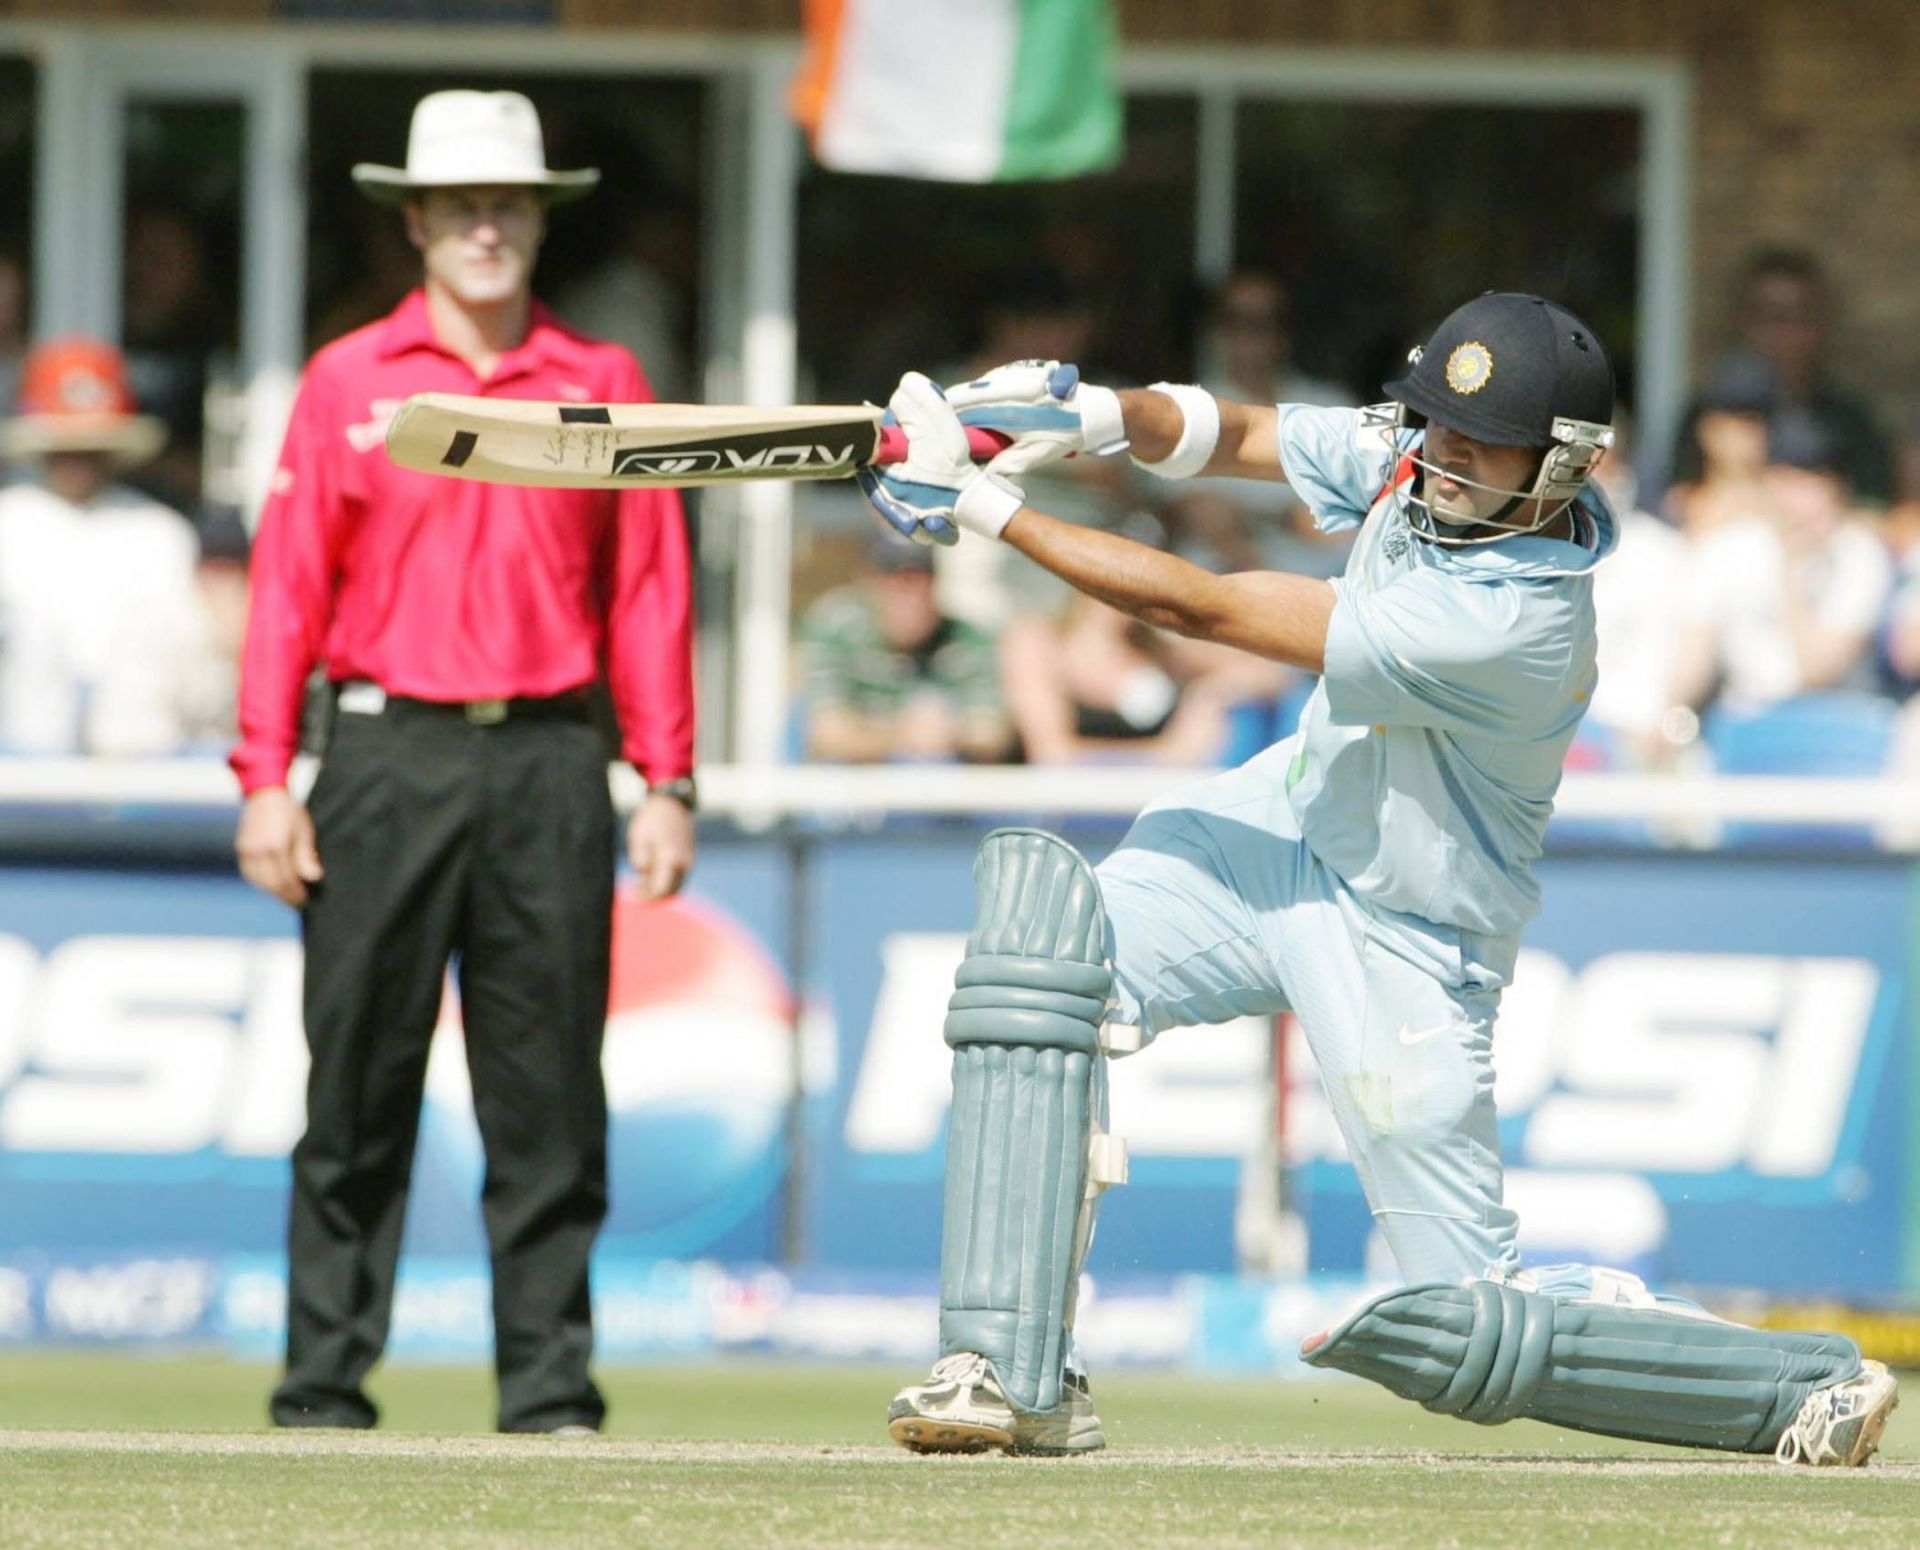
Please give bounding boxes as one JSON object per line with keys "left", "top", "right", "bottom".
{"left": 384, "top": 393, "right": 890, "bottom": 489}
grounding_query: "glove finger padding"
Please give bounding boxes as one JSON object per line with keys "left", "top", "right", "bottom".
{"left": 856, "top": 467, "right": 959, "bottom": 547}
{"left": 866, "top": 370, "right": 1029, "bottom": 542}
{"left": 856, "top": 373, "right": 978, "bottom": 546}
{"left": 951, "top": 357, "right": 1121, "bottom": 466}
{"left": 889, "top": 371, "right": 972, "bottom": 474}
{"left": 985, "top": 436, "right": 1077, "bottom": 479}
{"left": 945, "top": 359, "right": 1073, "bottom": 411}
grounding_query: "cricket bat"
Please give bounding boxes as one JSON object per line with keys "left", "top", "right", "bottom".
{"left": 383, "top": 393, "right": 1012, "bottom": 489}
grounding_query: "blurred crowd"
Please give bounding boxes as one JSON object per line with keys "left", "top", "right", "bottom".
{"left": 0, "top": 209, "right": 247, "bottom": 760}
{"left": 5, "top": 216, "right": 1919, "bottom": 781}
{"left": 0, "top": 336, "right": 244, "bottom": 759}
{"left": 799, "top": 247, "right": 1920, "bottom": 783}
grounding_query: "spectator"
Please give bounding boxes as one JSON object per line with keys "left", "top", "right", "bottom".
{"left": 798, "top": 533, "right": 1008, "bottom": 763}
{"left": 938, "top": 264, "right": 1138, "bottom": 632}
{"left": 554, "top": 190, "right": 697, "bottom": 403}
{"left": 999, "top": 594, "right": 1241, "bottom": 765}
{"left": 0, "top": 247, "right": 25, "bottom": 415}
{"left": 1876, "top": 418, "right": 1920, "bottom": 785}
{"left": 1670, "top": 420, "right": 1892, "bottom": 717}
{"left": 1583, "top": 413, "right": 1689, "bottom": 766}
{"left": 121, "top": 205, "right": 228, "bottom": 510}
{"left": 1668, "top": 356, "right": 1774, "bottom": 539}
{"left": 1874, "top": 414, "right": 1920, "bottom": 698}
{"left": 184, "top": 507, "right": 253, "bottom": 745}
{"left": 1170, "top": 270, "right": 1352, "bottom": 581}
{"left": 1666, "top": 249, "right": 1892, "bottom": 503}
{"left": 1199, "top": 269, "right": 1346, "bottom": 410}
{"left": 0, "top": 336, "right": 231, "bottom": 754}
{"left": 307, "top": 208, "right": 422, "bottom": 351}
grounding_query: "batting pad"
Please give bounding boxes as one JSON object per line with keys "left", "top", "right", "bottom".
{"left": 1303, "top": 1279, "right": 1862, "bottom": 1452}
{"left": 938, "top": 828, "right": 1119, "bottom": 1415}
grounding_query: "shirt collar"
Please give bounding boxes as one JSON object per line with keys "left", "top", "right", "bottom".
{"left": 373, "top": 289, "right": 442, "bottom": 360}
{"left": 1441, "top": 481, "right": 1618, "bottom": 580}
{"left": 374, "top": 289, "right": 592, "bottom": 382}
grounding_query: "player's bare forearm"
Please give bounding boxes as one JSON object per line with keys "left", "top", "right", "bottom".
{"left": 1002, "top": 506, "right": 1333, "bottom": 672}
{"left": 1116, "top": 389, "right": 1286, "bottom": 483}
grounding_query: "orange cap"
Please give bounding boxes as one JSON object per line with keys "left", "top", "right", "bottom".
{"left": 17, "top": 336, "right": 141, "bottom": 421}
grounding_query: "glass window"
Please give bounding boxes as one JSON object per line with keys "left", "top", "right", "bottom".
{"left": 304, "top": 68, "right": 707, "bottom": 403}
{"left": 0, "top": 55, "right": 36, "bottom": 422}
{"left": 1232, "top": 100, "right": 1641, "bottom": 401}
{"left": 796, "top": 94, "right": 1198, "bottom": 405}
{"left": 120, "top": 100, "right": 246, "bottom": 515}
{"left": 787, "top": 96, "right": 1199, "bottom": 767}
{"left": 303, "top": 65, "right": 716, "bottom": 742}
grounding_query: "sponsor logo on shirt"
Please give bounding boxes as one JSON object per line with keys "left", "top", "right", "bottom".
{"left": 345, "top": 398, "right": 404, "bottom": 454}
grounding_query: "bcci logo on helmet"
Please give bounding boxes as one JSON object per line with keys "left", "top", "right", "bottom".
{"left": 1444, "top": 341, "right": 1494, "bottom": 395}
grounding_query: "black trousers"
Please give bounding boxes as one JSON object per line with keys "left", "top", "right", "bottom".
{"left": 271, "top": 699, "right": 616, "bottom": 1432}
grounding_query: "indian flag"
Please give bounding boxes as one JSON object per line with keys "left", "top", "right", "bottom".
{"left": 791, "top": 0, "right": 1123, "bottom": 183}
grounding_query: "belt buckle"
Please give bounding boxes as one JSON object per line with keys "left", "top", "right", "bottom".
{"left": 465, "top": 699, "right": 509, "bottom": 726}
{"left": 337, "top": 682, "right": 387, "bottom": 716}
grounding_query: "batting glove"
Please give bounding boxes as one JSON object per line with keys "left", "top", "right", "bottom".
{"left": 945, "top": 359, "right": 1129, "bottom": 478}
{"left": 858, "top": 372, "right": 1027, "bottom": 542}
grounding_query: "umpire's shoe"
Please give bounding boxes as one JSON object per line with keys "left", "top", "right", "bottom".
{"left": 888, "top": 1352, "right": 1105, "bottom": 1455}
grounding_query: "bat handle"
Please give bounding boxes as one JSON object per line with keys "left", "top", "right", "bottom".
{"left": 875, "top": 424, "right": 1012, "bottom": 467}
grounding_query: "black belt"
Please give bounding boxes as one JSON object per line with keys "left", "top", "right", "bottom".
{"left": 336, "top": 682, "right": 593, "bottom": 727}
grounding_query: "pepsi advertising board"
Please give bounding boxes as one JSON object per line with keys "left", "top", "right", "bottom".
{"left": 0, "top": 805, "right": 1913, "bottom": 1360}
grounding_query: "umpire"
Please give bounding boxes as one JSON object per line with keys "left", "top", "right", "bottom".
{"left": 232, "top": 90, "right": 696, "bottom": 1433}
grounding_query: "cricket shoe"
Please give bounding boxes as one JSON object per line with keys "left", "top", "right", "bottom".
{"left": 1774, "top": 1361, "right": 1899, "bottom": 1467}
{"left": 887, "top": 1352, "right": 1106, "bottom": 1456}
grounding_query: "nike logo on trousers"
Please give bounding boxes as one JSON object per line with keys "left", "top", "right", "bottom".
{"left": 1397, "top": 1022, "right": 1465, "bottom": 1046}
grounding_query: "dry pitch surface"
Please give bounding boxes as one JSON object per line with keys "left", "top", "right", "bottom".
{"left": 2, "top": 1354, "right": 1915, "bottom": 1549}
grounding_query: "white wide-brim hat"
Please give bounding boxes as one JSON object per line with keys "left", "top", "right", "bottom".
{"left": 1, "top": 413, "right": 167, "bottom": 466}
{"left": 352, "top": 90, "right": 599, "bottom": 206}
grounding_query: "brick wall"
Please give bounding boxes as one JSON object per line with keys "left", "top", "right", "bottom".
{"left": 6, "top": 0, "right": 1914, "bottom": 414}
{"left": 1108, "top": 0, "right": 1920, "bottom": 415}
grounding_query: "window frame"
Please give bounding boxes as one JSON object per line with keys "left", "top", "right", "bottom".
{"left": 0, "top": 22, "right": 1690, "bottom": 766}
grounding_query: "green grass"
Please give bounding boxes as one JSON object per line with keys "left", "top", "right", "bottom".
{"left": 0, "top": 1354, "right": 1913, "bottom": 1549}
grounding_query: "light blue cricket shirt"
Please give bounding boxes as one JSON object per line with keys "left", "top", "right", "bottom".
{"left": 1275, "top": 403, "right": 1617, "bottom": 940}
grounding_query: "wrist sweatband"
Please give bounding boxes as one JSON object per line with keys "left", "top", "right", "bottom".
{"left": 1074, "top": 384, "right": 1129, "bottom": 456}
{"left": 1130, "top": 383, "right": 1220, "bottom": 480}
{"left": 955, "top": 470, "right": 1025, "bottom": 539}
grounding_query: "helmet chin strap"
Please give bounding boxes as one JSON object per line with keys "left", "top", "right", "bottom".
{"left": 1399, "top": 441, "right": 1560, "bottom": 546}
{"left": 1357, "top": 403, "right": 1613, "bottom": 549}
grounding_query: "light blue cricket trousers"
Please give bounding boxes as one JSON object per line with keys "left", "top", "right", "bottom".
{"left": 1096, "top": 739, "right": 1522, "bottom": 1284}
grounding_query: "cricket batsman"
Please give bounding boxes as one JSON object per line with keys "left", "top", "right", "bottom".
{"left": 860, "top": 293, "right": 1900, "bottom": 1467}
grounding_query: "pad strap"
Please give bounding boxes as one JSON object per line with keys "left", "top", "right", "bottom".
{"left": 945, "top": 954, "right": 1110, "bottom": 1053}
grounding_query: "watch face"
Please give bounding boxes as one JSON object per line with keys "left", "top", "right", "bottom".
{"left": 651, "top": 777, "right": 697, "bottom": 810}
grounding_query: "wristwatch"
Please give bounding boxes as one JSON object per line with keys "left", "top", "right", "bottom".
{"left": 648, "top": 775, "right": 698, "bottom": 812}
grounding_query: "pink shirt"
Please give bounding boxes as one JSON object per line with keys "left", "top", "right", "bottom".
{"left": 232, "top": 290, "right": 694, "bottom": 794}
